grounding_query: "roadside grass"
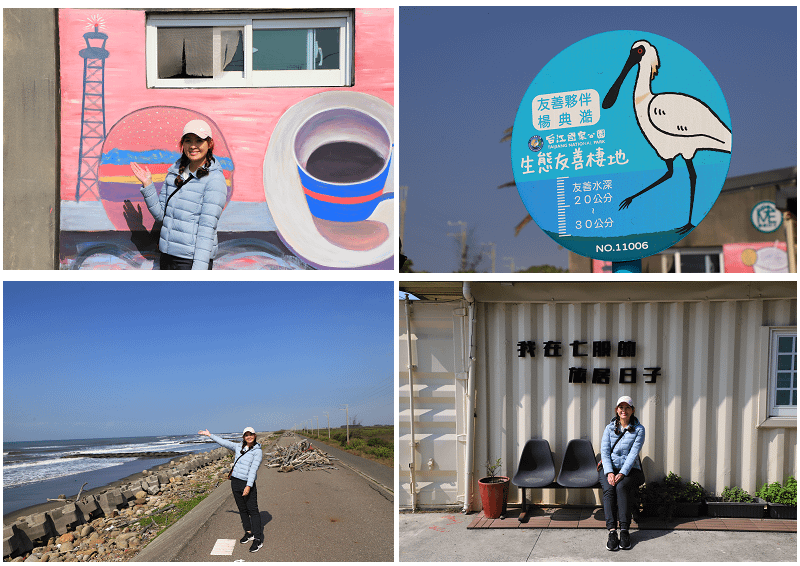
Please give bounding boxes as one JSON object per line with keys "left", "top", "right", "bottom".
{"left": 298, "top": 425, "right": 393, "bottom": 467}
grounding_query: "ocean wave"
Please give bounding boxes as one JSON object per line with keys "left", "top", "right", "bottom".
{"left": 4, "top": 457, "right": 86, "bottom": 470}
{"left": 3, "top": 437, "right": 203, "bottom": 487}
{"left": 3, "top": 458, "right": 131, "bottom": 488}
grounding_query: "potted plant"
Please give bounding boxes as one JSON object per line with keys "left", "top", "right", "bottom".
{"left": 639, "top": 472, "right": 706, "bottom": 520}
{"left": 478, "top": 458, "right": 510, "bottom": 519}
{"left": 755, "top": 476, "right": 797, "bottom": 519}
{"left": 706, "top": 486, "right": 766, "bottom": 518}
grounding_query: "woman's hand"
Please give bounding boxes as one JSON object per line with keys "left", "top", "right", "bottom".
{"left": 614, "top": 473, "right": 625, "bottom": 485}
{"left": 607, "top": 473, "right": 616, "bottom": 486}
{"left": 198, "top": 429, "right": 210, "bottom": 437}
{"left": 243, "top": 486, "right": 251, "bottom": 496}
{"left": 131, "top": 162, "right": 153, "bottom": 187}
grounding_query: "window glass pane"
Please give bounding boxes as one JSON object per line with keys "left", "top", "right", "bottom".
{"left": 777, "top": 373, "right": 791, "bottom": 388}
{"left": 252, "top": 27, "right": 340, "bottom": 71}
{"left": 157, "top": 27, "right": 213, "bottom": 78}
{"left": 679, "top": 253, "right": 720, "bottom": 273}
{"left": 776, "top": 390, "right": 790, "bottom": 406}
{"left": 794, "top": 391, "right": 797, "bottom": 406}
{"left": 253, "top": 29, "right": 308, "bottom": 70}
{"left": 315, "top": 28, "right": 340, "bottom": 70}
{"left": 777, "top": 354, "right": 794, "bottom": 371}
{"left": 778, "top": 336, "right": 795, "bottom": 353}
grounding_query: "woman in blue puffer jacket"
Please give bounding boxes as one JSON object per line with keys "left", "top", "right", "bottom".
{"left": 599, "top": 396, "right": 645, "bottom": 552}
{"left": 199, "top": 427, "right": 264, "bottom": 552}
{"left": 131, "top": 119, "right": 227, "bottom": 270}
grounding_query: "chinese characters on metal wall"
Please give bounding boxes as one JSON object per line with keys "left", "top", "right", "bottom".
{"left": 516, "top": 339, "right": 661, "bottom": 384}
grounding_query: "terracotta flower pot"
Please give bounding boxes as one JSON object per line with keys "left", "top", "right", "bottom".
{"left": 478, "top": 476, "right": 509, "bottom": 519}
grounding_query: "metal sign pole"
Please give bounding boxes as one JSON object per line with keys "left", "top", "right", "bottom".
{"left": 612, "top": 260, "right": 642, "bottom": 273}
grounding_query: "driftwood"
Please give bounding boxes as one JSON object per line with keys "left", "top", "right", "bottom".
{"left": 47, "top": 482, "right": 89, "bottom": 503}
{"left": 264, "top": 440, "right": 339, "bottom": 472}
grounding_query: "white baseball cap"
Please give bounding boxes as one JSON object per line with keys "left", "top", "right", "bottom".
{"left": 242, "top": 427, "right": 256, "bottom": 435}
{"left": 616, "top": 396, "right": 634, "bottom": 408}
{"left": 183, "top": 119, "right": 212, "bottom": 139}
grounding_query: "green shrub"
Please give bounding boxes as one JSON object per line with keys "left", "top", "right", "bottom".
{"left": 349, "top": 438, "right": 366, "bottom": 450}
{"left": 639, "top": 472, "right": 707, "bottom": 520}
{"left": 367, "top": 437, "right": 389, "bottom": 447}
{"left": 755, "top": 476, "right": 797, "bottom": 506}
{"left": 720, "top": 486, "right": 753, "bottom": 503}
{"left": 367, "top": 446, "right": 392, "bottom": 459}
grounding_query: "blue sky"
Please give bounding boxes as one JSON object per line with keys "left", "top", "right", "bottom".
{"left": 400, "top": 6, "right": 797, "bottom": 272}
{"left": 3, "top": 281, "right": 393, "bottom": 442}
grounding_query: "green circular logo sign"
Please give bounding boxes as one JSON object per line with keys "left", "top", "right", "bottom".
{"left": 750, "top": 201, "right": 782, "bottom": 233}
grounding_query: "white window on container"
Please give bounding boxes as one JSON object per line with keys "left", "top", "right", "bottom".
{"left": 769, "top": 328, "right": 797, "bottom": 418}
{"left": 146, "top": 12, "right": 353, "bottom": 88}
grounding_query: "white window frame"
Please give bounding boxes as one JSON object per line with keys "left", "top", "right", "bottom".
{"left": 768, "top": 328, "right": 797, "bottom": 418}
{"left": 658, "top": 247, "right": 724, "bottom": 273}
{"left": 146, "top": 11, "right": 353, "bottom": 88}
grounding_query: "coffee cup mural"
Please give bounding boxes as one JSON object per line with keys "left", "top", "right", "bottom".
{"left": 293, "top": 108, "right": 393, "bottom": 222}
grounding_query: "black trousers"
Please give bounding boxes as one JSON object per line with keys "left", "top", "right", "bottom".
{"left": 230, "top": 477, "right": 261, "bottom": 541}
{"left": 159, "top": 253, "right": 213, "bottom": 270}
{"left": 599, "top": 467, "right": 645, "bottom": 530}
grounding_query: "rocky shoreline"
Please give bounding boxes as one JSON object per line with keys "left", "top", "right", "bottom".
{"left": 3, "top": 434, "right": 276, "bottom": 562}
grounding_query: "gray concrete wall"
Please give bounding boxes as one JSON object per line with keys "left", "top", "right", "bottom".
{"left": 3, "top": 9, "right": 59, "bottom": 269}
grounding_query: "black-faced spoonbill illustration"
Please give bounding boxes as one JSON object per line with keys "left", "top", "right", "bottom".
{"left": 602, "top": 40, "right": 731, "bottom": 235}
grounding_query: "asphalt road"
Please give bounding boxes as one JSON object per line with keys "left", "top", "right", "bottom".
{"left": 134, "top": 433, "right": 393, "bottom": 562}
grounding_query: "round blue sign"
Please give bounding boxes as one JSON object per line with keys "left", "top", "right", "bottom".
{"left": 512, "top": 31, "right": 732, "bottom": 261}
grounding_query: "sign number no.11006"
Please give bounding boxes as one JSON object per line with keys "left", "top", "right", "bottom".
{"left": 596, "top": 242, "right": 649, "bottom": 253}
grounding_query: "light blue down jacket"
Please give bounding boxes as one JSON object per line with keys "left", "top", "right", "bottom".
{"left": 600, "top": 416, "right": 645, "bottom": 477}
{"left": 208, "top": 433, "right": 262, "bottom": 488}
{"left": 140, "top": 159, "right": 227, "bottom": 269}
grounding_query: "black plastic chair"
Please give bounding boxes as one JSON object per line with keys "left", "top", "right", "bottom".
{"left": 556, "top": 439, "right": 601, "bottom": 488}
{"left": 512, "top": 439, "right": 556, "bottom": 522}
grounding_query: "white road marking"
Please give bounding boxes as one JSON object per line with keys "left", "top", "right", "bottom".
{"left": 210, "top": 539, "right": 237, "bottom": 555}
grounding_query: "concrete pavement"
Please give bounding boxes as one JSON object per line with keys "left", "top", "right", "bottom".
{"left": 134, "top": 434, "right": 393, "bottom": 562}
{"left": 399, "top": 512, "right": 798, "bottom": 562}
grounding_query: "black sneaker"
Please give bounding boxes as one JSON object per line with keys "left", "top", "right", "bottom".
{"left": 606, "top": 530, "right": 619, "bottom": 551}
{"left": 619, "top": 530, "right": 631, "bottom": 550}
{"left": 240, "top": 533, "right": 254, "bottom": 544}
{"left": 249, "top": 539, "right": 263, "bottom": 553}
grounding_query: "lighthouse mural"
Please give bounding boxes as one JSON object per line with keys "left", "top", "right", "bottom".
{"left": 75, "top": 15, "right": 109, "bottom": 202}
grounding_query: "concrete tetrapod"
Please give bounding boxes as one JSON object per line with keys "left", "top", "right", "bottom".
{"left": 50, "top": 503, "right": 83, "bottom": 533}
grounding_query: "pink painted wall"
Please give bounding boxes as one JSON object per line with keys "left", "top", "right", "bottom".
{"left": 59, "top": 8, "right": 394, "bottom": 204}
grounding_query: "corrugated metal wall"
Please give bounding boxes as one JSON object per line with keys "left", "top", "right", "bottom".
{"left": 399, "top": 292, "right": 797, "bottom": 510}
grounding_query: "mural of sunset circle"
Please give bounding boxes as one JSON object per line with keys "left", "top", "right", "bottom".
{"left": 99, "top": 106, "right": 234, "bottom": 231}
